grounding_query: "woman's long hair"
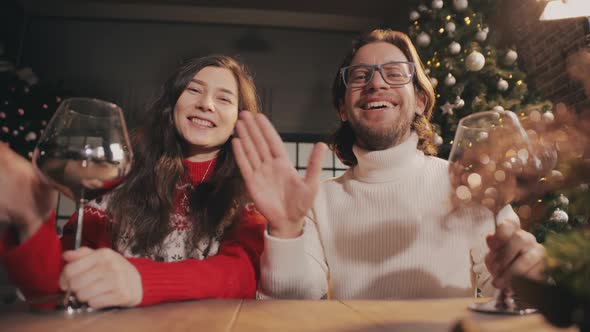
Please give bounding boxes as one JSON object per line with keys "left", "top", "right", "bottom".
{"left": 108, "top": 55, "right": 259, "bottom": 257}
{"left": 330, "top": 29, "right": 437, "bottom": 166}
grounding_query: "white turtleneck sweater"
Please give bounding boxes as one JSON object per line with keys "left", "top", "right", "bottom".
{"left": 260, "top": 133, "right": 518, "bottom": 300}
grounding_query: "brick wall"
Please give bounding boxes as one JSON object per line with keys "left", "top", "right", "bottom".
{"left": 503, "top": 0, "right": 589, "bottom": 110}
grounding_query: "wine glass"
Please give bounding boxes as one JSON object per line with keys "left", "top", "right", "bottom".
{"left": 32, "top": 97, "right": 133, "bottom": 314}
{"left": 448, "top": 110, "right": 555, "bottom": 315}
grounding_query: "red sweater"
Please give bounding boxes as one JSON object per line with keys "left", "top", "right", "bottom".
{"left": 0, "top": 159, "right": 266, "bottom": 307}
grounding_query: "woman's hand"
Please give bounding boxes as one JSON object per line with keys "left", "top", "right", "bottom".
{"left": 60, "top": 247, "right": 143, "bottom": 309}
{"left": 232, "top": 112, "right": 327, "bottom": 238}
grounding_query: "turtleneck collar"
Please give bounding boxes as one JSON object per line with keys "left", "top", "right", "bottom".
{"left": 183, "top": 158, "right": 217, "bottom": 186}
{"left": 352, "top": 132, "right": 425, "bottom": 183}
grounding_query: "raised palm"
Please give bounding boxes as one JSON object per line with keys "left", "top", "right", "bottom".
{"left": 232, "top": 112, "right": 326, "bottom": 237}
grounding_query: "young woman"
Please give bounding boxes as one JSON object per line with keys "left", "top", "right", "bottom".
{"left": 0, "top": 55, "right": 266, "bottom": 309}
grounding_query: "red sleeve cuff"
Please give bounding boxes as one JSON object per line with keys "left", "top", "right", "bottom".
{"left": 0, "top": 212, "right": 64, "bottom": 300}
{"left": 0, "top": 212, "right": 57, "bottom": 261}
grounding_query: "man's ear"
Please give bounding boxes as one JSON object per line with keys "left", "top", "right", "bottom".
{"left": 338, "top": 102, "right": 348, "bottom": 122}
{"left": 415, "top": 90, "right": 428, "bottom": 116}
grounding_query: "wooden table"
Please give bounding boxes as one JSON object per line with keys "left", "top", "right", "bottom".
{"left": 0, "top": 298, "right": 576, "bottom": 332}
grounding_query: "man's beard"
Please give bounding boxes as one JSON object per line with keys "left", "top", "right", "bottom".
{"left": 349, "top": 113, "right": 413, "bottom": 151}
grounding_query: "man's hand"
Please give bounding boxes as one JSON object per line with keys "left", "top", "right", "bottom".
{"left": 485, "top": 219, "right": 546, "bottom": 289}
{"left": 232, "top": 112, "right": 327, "bottom": 238}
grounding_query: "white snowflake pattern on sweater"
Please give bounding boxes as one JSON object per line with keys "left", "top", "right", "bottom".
{"left": 86, "top": 180, "right": 220, "bottom": 262}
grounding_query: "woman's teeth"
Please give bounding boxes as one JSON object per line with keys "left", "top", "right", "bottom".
{"left": 190, "top": 118, "right": 214, "bottom": 127}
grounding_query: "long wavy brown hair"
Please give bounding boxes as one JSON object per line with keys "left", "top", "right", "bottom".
{"left": 108, "top": 55, "right": 260, "bottom": 257}
{"left": 330, "top": 29, "right": 437, "bottom": 166}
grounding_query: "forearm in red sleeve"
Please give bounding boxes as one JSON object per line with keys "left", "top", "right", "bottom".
{"left": 130, "top": 207, "right": 266, "bottom": 306}
{"left": 0, "top": 206, "right": 113, "bottom": 303}
{"left": 0, "top": 211, "right": 64, "bottom": 302}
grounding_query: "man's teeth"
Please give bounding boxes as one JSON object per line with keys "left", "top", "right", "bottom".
{"left": 365, "top": 101, "right": 396, "bottom": 110}
{"left": 190, "top": 118, "right": 214, "bottom": 127}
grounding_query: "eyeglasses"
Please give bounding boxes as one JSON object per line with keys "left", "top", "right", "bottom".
{"left": 340, "top": 61, "right": 415, "bottom": 88}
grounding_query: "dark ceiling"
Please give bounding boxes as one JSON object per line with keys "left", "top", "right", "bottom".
{"left": 16, "top": 0, "right": 415, "bottom": 32}
{"left": 75, "top": 0, "right": 414, "bottom": 18}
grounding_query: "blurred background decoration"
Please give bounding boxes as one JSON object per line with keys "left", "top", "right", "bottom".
{"left": 407, "top": 0, "right": 589, "bottom": 241}
{"left": 408, "top": 0, "right": 590, "bottom": 328}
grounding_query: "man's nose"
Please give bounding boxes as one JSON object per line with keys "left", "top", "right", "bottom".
{"left": 366, "top": 69, "right": 389, "bottom": 90}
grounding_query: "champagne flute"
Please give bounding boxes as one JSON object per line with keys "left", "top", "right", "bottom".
{"left": 32, "top": 97, "right": 133, "bottom": 314}
{"left": 449, "top": 110, "right": 555, "bottom": 315}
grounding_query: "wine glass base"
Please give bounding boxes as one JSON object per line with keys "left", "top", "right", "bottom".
{"left": 468, "top": 300, "right": 537, "bottom": 315}
{"left": 59, "top": 292, "right": 94, "bottom": 316}
{"left": 64, "top": 305, "right": 93, "bottom": 316}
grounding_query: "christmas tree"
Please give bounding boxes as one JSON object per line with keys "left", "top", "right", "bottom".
{"left": 406, "top": 0, "right": 587, "bottom": 240}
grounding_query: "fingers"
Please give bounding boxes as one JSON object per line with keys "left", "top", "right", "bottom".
{"left": 304, "top": 143, "right": 328, "bottom": 190}
{"left": 63, "top": 247, "right": 95, "bottom": 262}
{"left": 87, "top": 291, "right": 119, "bottom": 309}
{"left": 59, "top": 248, "right": 141, "bottom": 309}
{"left": 235, "top": 113, "right": 263, "bottom": 169}
{"left": 75, "top": 278, "right": 112, "bottom": 304}
{"left": 60, "top": 248, "right": 101, "bottom": 290}
{"left": 487, "top": 218, "right": 518, "bottom": 251}
{"left": 524, "top": 259, "right": 546, "bottom": 281}
{"left": 65, "top": 273, "right": 121, "bottom": 309}
{"left": 243, "top": 112, "right": 273, "bottom": 161}
{"left": 68, "top": 270, "right": 104, "bottom": 298}
{"left": 234, "top": 111, "right": 290, "bottom": 172}
{"left": 255, "top": 112, "right": 287, "bottom": 159}
{"left": 490, "top": 229, "right": 533, "bottom": 276}
{"left": 231, "top": 138, "right": 253, "bottom": 178}
{"left": 485, "top": 223, "right": 545, "bottom": 289}
{"left": 496, "top": 218, "right": 519, "bottom": 241}
{"left": 492, "top": 244, "right": 545, "bottom": 289}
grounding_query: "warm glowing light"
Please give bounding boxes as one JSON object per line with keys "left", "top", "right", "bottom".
{"left": 540, "top": 0, "right": 590, "bottom": 20}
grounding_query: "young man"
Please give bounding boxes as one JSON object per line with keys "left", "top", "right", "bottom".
{"left": 232, "top": 29, "right": 545, "bottom": 300}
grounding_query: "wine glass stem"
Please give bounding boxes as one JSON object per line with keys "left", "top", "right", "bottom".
{"left": 492, "top": 214, "right": 516, "bottom": 310}
{"left": 65, "top": 197, "right": 87, "bottom": 312}
{"left": 74, "top": 201, "right": 85, "bottom": 250}
{"left": 495, "top": 288, "right": 515, "bottom": 310}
